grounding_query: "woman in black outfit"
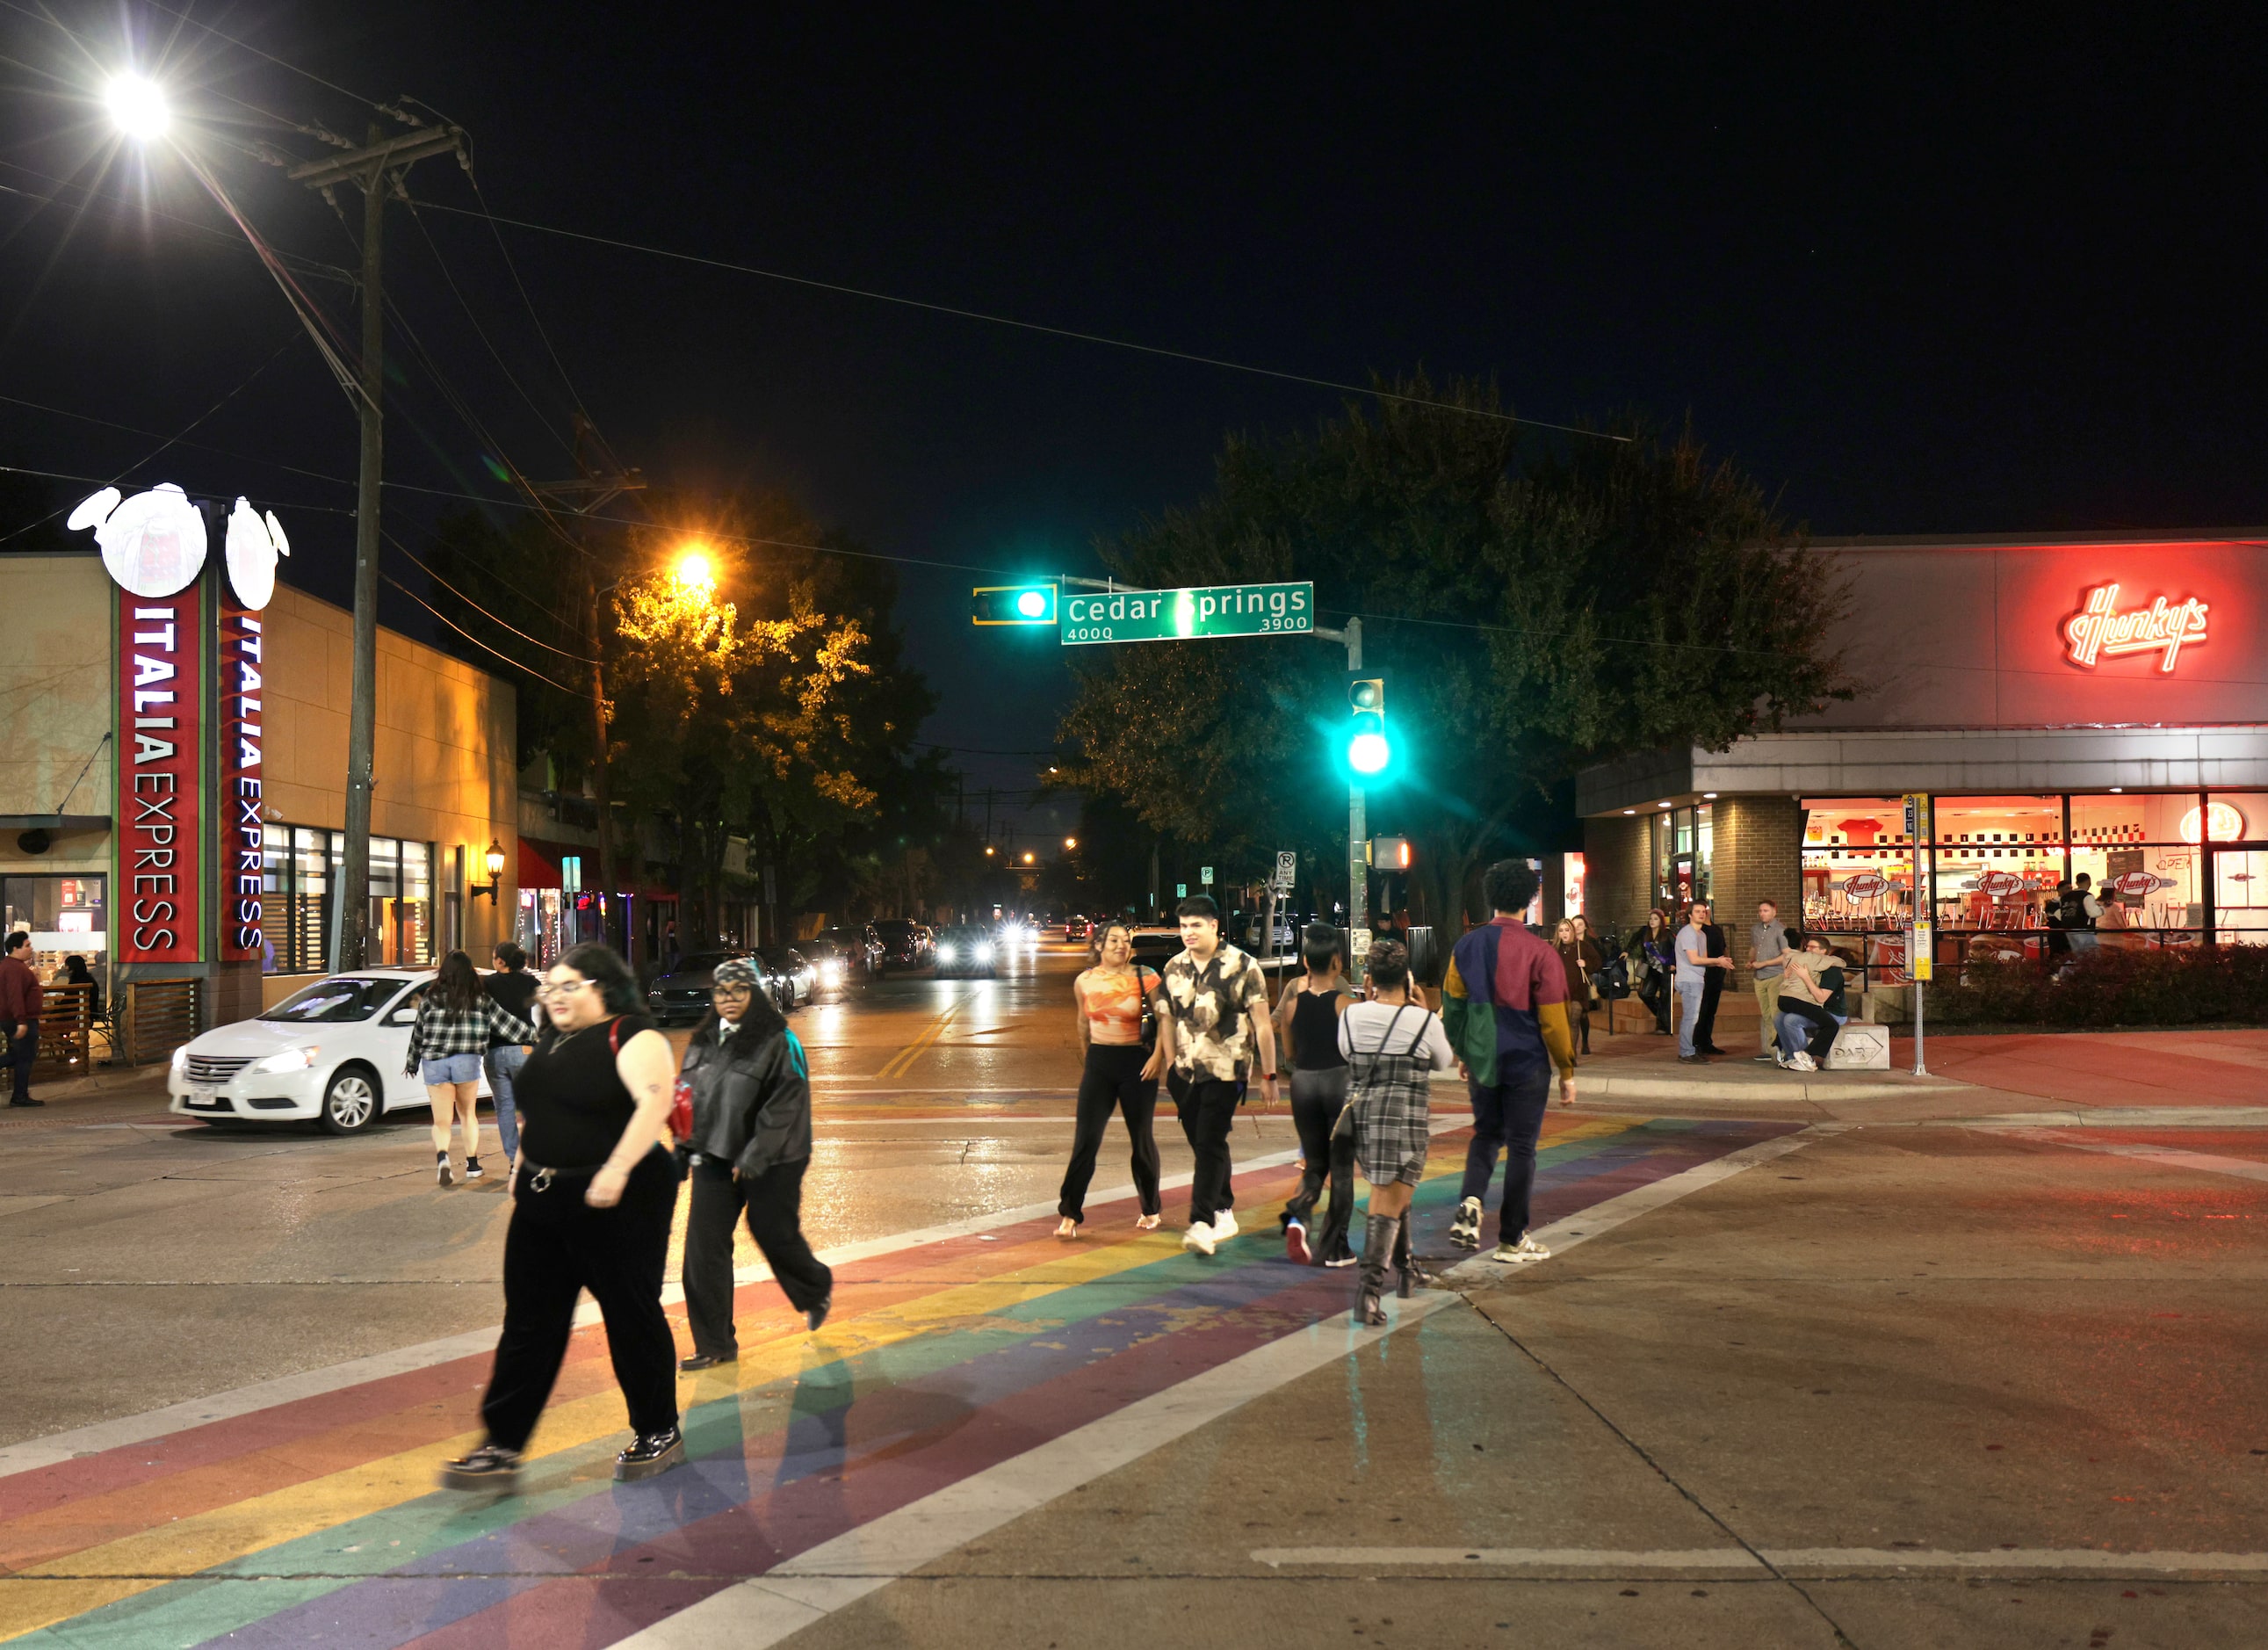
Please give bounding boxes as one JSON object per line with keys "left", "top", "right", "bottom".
{"left": 439, "top": 943, "right": 684, "bottom": 1491}
{"left": 1272, "top": 923, "right": 1357, "bottom": 1268}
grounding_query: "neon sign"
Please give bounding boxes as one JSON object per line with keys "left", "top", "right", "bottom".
{"left": 2062, "top": 583, "right": 2209, "bottom": 674}
{"left": 2180, "top": 802, "right": 2246, "bottom": 844}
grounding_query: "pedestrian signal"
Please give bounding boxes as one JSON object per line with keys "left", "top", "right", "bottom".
{"left": 971, "top": 583, "right": 1058, "bottom": 626}
{"left": 1346, "top": 673, "right": 1391, "bottom": 777}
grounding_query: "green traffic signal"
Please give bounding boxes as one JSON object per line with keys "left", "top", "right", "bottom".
{"left": 1346, "top": 673, "right": 1391, "bottom": 776}
{"left": 971, "top": 583, "right": 1058, "bottom": 626}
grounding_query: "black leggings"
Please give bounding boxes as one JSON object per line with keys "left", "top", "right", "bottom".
{"left": 480, "top": 1148, "right": 679, "bottom": 1452}
{"left": 1282, "top": 1067, "right": 1355, "bottom": 1263}
{"left": 1058, "top": 1043, "right": 1162, "bottom": 1222}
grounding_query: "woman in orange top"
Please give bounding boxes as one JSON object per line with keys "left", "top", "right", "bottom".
{"left": 1057, "top": 923, "right": 1164, "bottom": 1236}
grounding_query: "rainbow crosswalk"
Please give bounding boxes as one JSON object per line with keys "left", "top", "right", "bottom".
{"left": 0, "top": 1113, "right": 1800, "bottom": 1647}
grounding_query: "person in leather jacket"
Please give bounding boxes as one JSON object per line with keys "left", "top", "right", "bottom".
{"left": 675, "top": 957, "right": 833, "bottom": 1371}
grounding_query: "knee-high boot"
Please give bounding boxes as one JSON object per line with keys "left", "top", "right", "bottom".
{"left": 1391, "top": 1212, "right": 1426, "bottom": 1297}
{"left": 1358, "top": 1213, "right": 1396, "bottom": 1325}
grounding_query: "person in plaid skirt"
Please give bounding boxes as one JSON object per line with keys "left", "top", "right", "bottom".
{"left": 1337, "top": 940, "right": 1456, "bottom": 1325}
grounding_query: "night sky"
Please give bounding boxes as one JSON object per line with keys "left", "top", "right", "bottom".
{"left": 6, "top": 6, "right": 2267, "bottom": 835}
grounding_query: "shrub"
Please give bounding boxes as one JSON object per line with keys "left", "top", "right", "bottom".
{"left": 1927, "top": 944, "right": 2268, "bottom": 1027}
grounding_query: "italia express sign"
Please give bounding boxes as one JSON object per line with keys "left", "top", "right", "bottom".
{"left": 71, "top": 485, "right": 290, "bottom": 965}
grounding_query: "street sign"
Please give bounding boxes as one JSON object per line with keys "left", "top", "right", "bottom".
{"left": 1902, "top": 792, "right": 1932, "bottom": 841}
{"left": 1175, "top": 883, "right": 1188, "bottom": 898}
{"left": 1275, "top": 850, "right": 1297, "bottom": 890}
{"left": 1200, "top": 866, "right": 1213, "bottom": 886}
{"left": 1060, "top": 581, "right": 1314, "bottom": 646}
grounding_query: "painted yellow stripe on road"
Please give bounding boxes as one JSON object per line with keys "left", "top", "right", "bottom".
{"left": 876, "top": 1000, "right": 963, "bottom": 1081}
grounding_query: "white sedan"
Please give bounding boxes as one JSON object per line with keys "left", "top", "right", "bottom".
{"left": 166, "top": 970, "right": 492, "bottom": 1135}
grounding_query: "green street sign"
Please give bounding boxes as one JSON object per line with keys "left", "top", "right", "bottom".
{"left": 1061, "top": 582, "right": 1313, "bottom": 646}
{"left": 971, "top": 583, "right": 1058, "bottom": 626}
{"left": 1176, "top": 883, "right": 1188, "bottom": 898}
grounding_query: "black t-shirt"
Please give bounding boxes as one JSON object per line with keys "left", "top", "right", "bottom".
{"left": 483, "top": 970, "right": 540, "bottom": 1046}
{"left": 1817, "top": 965, "right": 1846, "bottom": 1017}
{"left": 1289, "top": 986, "right": 1348, "bottom": 1070}
{"left": 516, "top": 1013, "right": 657, "bottom": 1169}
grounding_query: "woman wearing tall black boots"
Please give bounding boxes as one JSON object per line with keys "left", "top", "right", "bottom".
{"left": 1339, "top": 941, "right": 1458, "bottom": 1324}
{"left": 439, "top": 943, "right": 683, "bottom": 1492}
{"left": 677, "top": 958, "right": 834, "bottom": 1370}
{"left": 1056, "top": 923, "right": 1165, "bottom": 1236}
{"left": 1273, "top": 923, "right": 1356, "bottom": 1267}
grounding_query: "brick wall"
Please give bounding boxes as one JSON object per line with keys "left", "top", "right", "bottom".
{"left": 1713, "top": 795, "right": 1802, "bottom": 966}
{"left": 1583, "top": 814, "right": 1652, "bottom": 941}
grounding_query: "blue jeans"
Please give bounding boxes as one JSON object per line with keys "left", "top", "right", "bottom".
{"left": 1459, "top": 1064, "right": 1553, "bottom": 1242}
{"left": 486, "top": 1044, "right": 526, "bottom": 1160}
{"left": 1674, "top": 974, "right": 1706, "bottom": 1056}
{"left": 1776, "top": 1005, "right": 1845, "bottom": 1061}
{"left": 421, "top": 1053, "right": 483, "bottom": 1085}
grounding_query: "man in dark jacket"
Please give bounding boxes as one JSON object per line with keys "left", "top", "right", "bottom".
{"left": 1691, "top": 902, "right": 1730, "bottom": 1056}
{"left": 2, "top": 932, "right": 43, "bottom": 1107}
{"left": 676, "top": 957, "right": 832, "bottom": 1370}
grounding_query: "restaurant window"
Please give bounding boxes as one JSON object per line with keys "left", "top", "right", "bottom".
{"left": 2199, "top": 794, "right": 2268, "bottom": 843}
{"left": 1930, "top": 796, "right": 2063, "bottom": 932}
{"left": 399, "top": 841, "right": 433, "bottom": 966}
{"left": 3, "top": 875, "right": 108, "bottom": 1005}
{"left": 1650, "top": 805, "right": 1711, "bottom": 914}
{"left": 2068, "top": 795, "right": 2200, "bottom": 937}
{"left": 1801, "top": 800, "right": 1915, "bottom": 932}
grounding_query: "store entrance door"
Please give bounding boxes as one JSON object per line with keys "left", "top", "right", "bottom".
{"left": 2213, "top": 849, "right": 2268, "bottom": 944}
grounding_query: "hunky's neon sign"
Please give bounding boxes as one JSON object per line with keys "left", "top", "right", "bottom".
{"left": 2062, "top": 583, "right": 2209, "bottom": 673}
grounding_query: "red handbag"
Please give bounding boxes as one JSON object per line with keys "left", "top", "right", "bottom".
{"left": 668, "top": 1074, "right": 695, "bottom": 1145}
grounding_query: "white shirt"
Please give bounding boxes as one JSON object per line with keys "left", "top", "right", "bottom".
{"left": 1674, "top": 923, "right": 1711, "bottom": 979}
{"left": 1338, "top": 999, "right": 1456, "bottom": 1070}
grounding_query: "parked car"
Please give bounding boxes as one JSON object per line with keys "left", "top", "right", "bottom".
{"left": 644, "top": 949, "right": 753, "bottom": 1026}
{"left": 873, "top": 918, "right": 929, "bottom": 973}
{"left": 802, "top": 932, "right": 871, "bottom": 995}
{"left": 1128, "top": 929, "right": 1183, "bottom": 973}
{"left": 814, "top": 923, "right": 883, "bottom": 981}
{"left": 756, "top": 946, "right": 816, "bottom": 1010}
{"left": 167, "top": 970, "right": 490, "bottom": 1135}
{"left": 1239, "top": 912, "right": 1297, "bottom": 951}
{"left": 932, "top": 925, "right": 1000, "bottom": 978}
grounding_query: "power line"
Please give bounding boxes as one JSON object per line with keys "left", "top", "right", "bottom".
{"left": 126, "top": 0, "right": 392, "bottom": 114}
{"left": 409, "top": 196, "right": 1627, "bottom": 442}
{"left": 401, "top": 196, "right": 572, "bottom": 456}
{"left": 0, "top": 162, "right": 356, "bottom": 283}
{"left": 379, "top": 571, "right": 579, "bottom": 692}
{"left": 384, "top": 532, "right": 596, "bottom": 662}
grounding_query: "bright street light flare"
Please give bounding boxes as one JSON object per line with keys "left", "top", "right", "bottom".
{"left": 105, "top": 74, "right": 169, "bottom": 141}
{"left": 1064, "top": 836, "right": 1077, "bottom": 849}
{"left": 672, "top": 548, "right": 715, "bottom": 596}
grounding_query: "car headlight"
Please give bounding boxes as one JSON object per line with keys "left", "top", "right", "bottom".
{"left": 819, "top": 961, "right": 842, "bottom": 982}
{"left": 975, "top": 943, "right": 994, "bottom": 961}
{"left": 251, "top": 1046, "right": 319, "bottom": 1075}
{"left": 938, "top": 944, "right": 958, "bottom": 962}
{"left": 171, "top": 1046, "right": 190, "bottom": 1073}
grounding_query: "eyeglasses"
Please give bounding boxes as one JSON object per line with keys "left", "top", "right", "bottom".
{"left": 537, "top": 978, "right": 593, "bottom": 999}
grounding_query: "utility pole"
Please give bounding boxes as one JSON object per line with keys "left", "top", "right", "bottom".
{"left": 529, "top": 428, "right": 644, "bottom": 960}
{"left": 291, "top": 123, "right": 469, "bottom": 973}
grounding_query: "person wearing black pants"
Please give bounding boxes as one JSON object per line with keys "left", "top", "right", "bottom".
{"left": 1148, "top": 896, "right": 1278, "bottom": 1258}
{"left": 440, "top": 942, "right": 684, "bottom": 1492}
{"left": 677, "top": 958, "right": 833, "bottom": 1369}
{"left": 1057, "top": 926, "right": 1163, "bottom": 1234}
{"left": 1693, "top": 903, "right": 1730, "bottom": 1055}
{"left": 1273, "top": 923, "right": 1354, "bottom": 1267}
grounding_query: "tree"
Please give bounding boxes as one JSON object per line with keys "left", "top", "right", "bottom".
{"left": 1062, "top": 378, "right": 1852, "bottom": 925}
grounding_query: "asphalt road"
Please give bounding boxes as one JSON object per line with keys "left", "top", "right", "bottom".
{"left": 3, "top": 944, "right": 2264, "bottom": 1648}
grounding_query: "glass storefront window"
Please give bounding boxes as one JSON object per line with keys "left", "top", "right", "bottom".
{"left": 1801, "top": 800, "right": 1914, "bottom": 933}
{"left": 2198, "top": 794, "right": 2268, "bottom": 843}
{"left": 1928, "top": 796, "right": 2062, "bottom": 931}
{"left": 3, "top": 875, "right": 108, "bottom": 1004}
{"left": 400, "top": 842, "right": 433, "bottom": 966}
{"left": 2214, "top": 848, "right": 2268, "bottom": 944}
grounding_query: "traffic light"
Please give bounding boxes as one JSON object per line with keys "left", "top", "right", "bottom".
{"left": 971, "top": 583, "right": 1058, "bottom": 626}
{"left": 1346, "top": 672, "right": 1391, "bottom": 777}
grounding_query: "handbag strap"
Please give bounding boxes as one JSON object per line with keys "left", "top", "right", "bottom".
{"left": 1354, "top": 1002, "right": 1413, "bottom": 1089}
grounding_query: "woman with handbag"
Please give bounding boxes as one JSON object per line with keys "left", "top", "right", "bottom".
{"left": 1552, "top": 920, "right": 1604, "bottom": 1059}
{"left": 438, "top": 943, "right": 683, "bottom": 1492}
{"left": 1271, "top": 922, "right": 1357, "bottom": 1268}
{"left": 405, "top": 949, "right": 538, "bottom": 1187}
{"left": 1057, "top": 923, "right": 1165, "bottom": 1236}
{"left": 675, "top": 957, "right": 833, "bottom": 1370}
{"left": 1339, "top": 940, "right": 1458, "bottom": 1325}
{"left": 1628, "top": 909, "right": 1673, "bottom": 1034}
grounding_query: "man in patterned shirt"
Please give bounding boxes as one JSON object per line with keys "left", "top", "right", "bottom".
{"left": 1142, "top": 894, "right": 1279, "bottom": 1256}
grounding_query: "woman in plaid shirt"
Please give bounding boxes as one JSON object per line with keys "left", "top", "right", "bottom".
{"left": 407, "top": 950, "right": 537, "bottom": 1186}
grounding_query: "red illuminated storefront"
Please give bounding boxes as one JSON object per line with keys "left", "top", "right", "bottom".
{"left": 1579, "top": 533, "right": 2268, "bottom": 995}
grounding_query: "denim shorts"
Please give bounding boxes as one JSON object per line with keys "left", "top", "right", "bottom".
{"left": 420, "top": 1053, "right": 484, "bottom": 1085}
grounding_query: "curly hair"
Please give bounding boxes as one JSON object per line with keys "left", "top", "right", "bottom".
{"left": 1482, "top": 858, "right": 1538, "bottom": 917}
{"left": 1365, "top": 939, "right": 1411, "bottom": 989}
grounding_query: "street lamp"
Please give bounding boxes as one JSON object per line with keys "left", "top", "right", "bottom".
{"left": 1064, "top": 836, "right": 1078, "bottom": 850}
{"left": 673, "top": 546, "right": 715, "bottom": 597}
{"left": 1022, "top": 851, "right": 1036, "bottom": 865}
{"left": 470, "top": 840, "right": 506, "bottom": 902}
{"left": 105, "top": 74, "right": 169, "bottom": 141}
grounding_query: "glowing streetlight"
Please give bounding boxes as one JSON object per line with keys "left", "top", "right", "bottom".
{"left": 105, "top": 74, "right": 169, "bottom": 141}
{"left": 984, "top": 845, "right": 996, "bottom": 857}
{"left": 1022, "top": 851, "right": 1036, "bottom": 865}
{"left": 1064, "top": 836, "right": 1078, "bottom": 850}
{"left": 672, "top": 547, "right": 715, "bottom": 597}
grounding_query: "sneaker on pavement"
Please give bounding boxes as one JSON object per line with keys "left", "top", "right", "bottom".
{"left": 465, "top": 1156, "right": 485, "bottom": 1181}
{"left": 1284, "top": 1219, "right": 1311, "bottom": 1265}
{"left": 1492, "top": 1233, "right": 1552, "bottom": 1264}
{"left": 1182, "top": 1221, "right": 1217, "bottom": 1256}
{"left": 1448, "top": 1197, "right": 1483, "bottom": 1250}
{"left": 1788, "top": 1051, "right": 1818, "bottom": 1072}
{"left": 1752, "top": 1051, "right": 1778, "bottom": 1062}
{"left": 436, "top": 1154, "right": 453, "bottom": 1188}
{"left": 1212, "top": 1210, "right": 1239, "bottom": 1241}
{"left": 438, "top": 1442, "right": 521, "bottom": 1491}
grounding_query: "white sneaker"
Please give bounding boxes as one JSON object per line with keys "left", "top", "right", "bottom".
{"left": 1492, "top": 1233, "right": 1551, "bottom": 1264}
{"left": 1788, "top": 1051, "right": 1817, "bottom": 1072}
{"left": 1448, "top": 1197, "right": 1483, "bottom": 1249}
{"left": 1182, "top": 1221, "right": 1217, "bottom": 1256}
{"left": 1211, "top": 1210, "right": 1239, "bottom": 1241}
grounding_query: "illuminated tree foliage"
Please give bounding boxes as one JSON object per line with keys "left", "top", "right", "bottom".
{"left": 1062, "top": 377, "right": 1853, "bottom": 923}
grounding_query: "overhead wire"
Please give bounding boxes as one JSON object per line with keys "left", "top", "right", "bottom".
{"left": 408, "top": 195, "right": 1628, "bottom": 442}
{"left": 0, "top": 160, "right": 354, "bottom": 281}
{"left": 401, "top": 195, "right": 571, "bottom": 454}
{"left": 379, "top": 572, "right": 579, "bottom": 692}
{"left": 383, "top": 531, "right": 596, "bottom": 662}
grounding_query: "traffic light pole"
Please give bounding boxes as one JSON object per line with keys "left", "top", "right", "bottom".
{"left": 1313, "top": 619, "right": 1365, "bottom": 954}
